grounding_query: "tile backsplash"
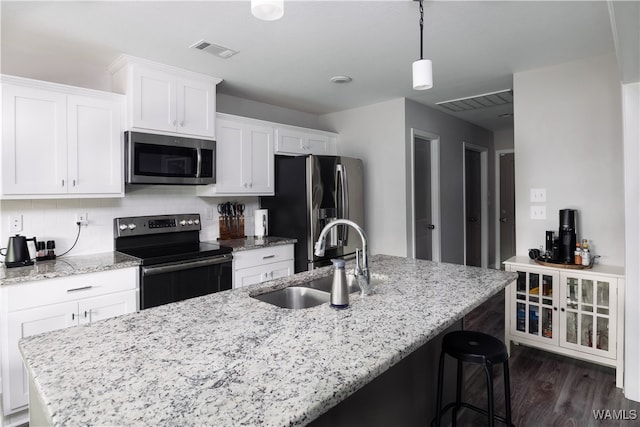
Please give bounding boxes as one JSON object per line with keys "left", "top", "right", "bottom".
{"left": 0, "top": 186, "right": 260, "bottom": 258}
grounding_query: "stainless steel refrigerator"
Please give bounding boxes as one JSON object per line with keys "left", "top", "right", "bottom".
{"left": 260, "top": 155, "right": 364, "bottom": 273}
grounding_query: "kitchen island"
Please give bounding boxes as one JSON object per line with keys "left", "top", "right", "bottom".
{"left": 19, "top": 255, "right": 517, "bottom": 426}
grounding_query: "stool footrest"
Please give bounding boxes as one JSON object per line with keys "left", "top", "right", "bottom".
{"left": 433, "top": 401, "right": 514, "bottom": 427}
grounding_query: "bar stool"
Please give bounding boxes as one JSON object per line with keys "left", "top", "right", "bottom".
{"left": 434, "top": 330, "right": 514, "bottom": 427}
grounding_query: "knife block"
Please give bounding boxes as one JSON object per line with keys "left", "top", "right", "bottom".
{"left": 219, "top": 216, "right": 245, "bottom": 240}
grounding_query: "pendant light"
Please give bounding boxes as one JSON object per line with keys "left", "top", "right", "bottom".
{"left": 251, "top": 0, "right": 284, "bottom": 21}
{"left": 412, "top": 0, "right": 433, "bottom": 90}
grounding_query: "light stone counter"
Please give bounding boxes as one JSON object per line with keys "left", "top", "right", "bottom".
{"left": 215, "top": 236, "right": 297, "bottom": 252}
{"left": 19, "top": 255, "right": 517, "bottom": 426}
{"left": 0, "top": 251, "right": 141, "bottom": 286}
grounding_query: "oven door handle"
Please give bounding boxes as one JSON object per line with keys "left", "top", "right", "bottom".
{"left": 141, "top": 254, "right": 232, "bottom": 276}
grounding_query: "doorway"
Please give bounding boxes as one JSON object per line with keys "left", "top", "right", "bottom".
{"left": 463, "top": 143, "right": 488, "bottom": 267}
{"left": 495, "top": 150, "right": 516, "bottom": 268}
{"left": 410, "top": 129, "right": 440, "bottom": 262}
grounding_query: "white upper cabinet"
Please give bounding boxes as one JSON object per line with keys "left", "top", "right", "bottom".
{"left": 1, "top": 76, "right": 124, "bottom": 199}
{"left": 111, "top": 55, "right": 221, "bottom": 138}
{"left": 198, "top": 114, "right": 274, "bottom": 196}
{"left": 275, "top": 126, "right": 337, "bottom": 155}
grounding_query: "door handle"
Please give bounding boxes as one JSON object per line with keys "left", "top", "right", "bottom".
{"left": 500, "top": 217, "right": 508, "bottom": 223}
{"left": 427, "top": 224, "right": 435, "bottom": 230}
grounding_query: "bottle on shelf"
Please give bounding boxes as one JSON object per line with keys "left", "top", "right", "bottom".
{"left": 574, "top": 242, "right": 582, "bottom": 265}
{"left": 581, "top": 239, "right": 591, "bottom": 266}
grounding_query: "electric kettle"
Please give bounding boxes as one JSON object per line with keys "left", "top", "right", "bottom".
{"left": 1, "top": 234, "right": 36, "bottom": 268}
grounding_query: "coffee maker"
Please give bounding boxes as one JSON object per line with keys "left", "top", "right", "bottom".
{"left": 559, "top": 209, "right": 577, "bottom": 264}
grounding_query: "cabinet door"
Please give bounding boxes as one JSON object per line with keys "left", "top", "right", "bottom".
{"left": 4, "top": 302, "right": 77, "bottom": 412}
{"left": 234, "top": 264, "right": 269, "bottom": 288}
{"left": 305, "top": 133, "right": 330, "bottom": 154}
{"left": 131, "top": 66, "right": 176, "bottom": 133}
{"left": 509, "top": 268, "right": 558, "bottom": 345}
{"left": 176, "top": 78, "right": 216, "bottom": 138}
{"left": 215, "top": 119, "right": 274, "bottom": 195}
{"left": 560, "top": 273, "right": 616, "bottom": 359}
{"left": 275, "top": 128, "right": 305, "bottom": 154}
{"left": 67, "top": 95, "right": 123, "bottom": 195}
{"left": 246, "top": 125, "right": 274, "bottom": 194}
{"left": 78, "top": 290, "right": 138, "bottom": 325}
{"left": 215, "top": 118, "right": 248, "bottom": 193}
{"left": 265, "top": 260, "right": 294, "bottom": 281}
{"left": 2, "top": 84, "right": 67, "bottom": 195}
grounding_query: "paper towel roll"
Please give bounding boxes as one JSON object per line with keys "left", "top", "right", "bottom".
{"left": 254, "top": 209, "right": 268, "bottom": 237}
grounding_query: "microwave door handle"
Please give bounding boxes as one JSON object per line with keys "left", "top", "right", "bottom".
{"left": 196, "top": 148, "right": 202, "bottom": 178}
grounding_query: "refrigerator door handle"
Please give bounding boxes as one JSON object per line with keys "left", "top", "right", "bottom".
{"left": 336, "top": 164, "right": 349, "bottom": 245}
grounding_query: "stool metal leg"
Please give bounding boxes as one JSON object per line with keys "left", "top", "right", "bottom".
{"left": 503, "top": 361, "right": 513, "bottom": 427}
{"left": 483, "top": 364, "right": 495, "bottom": 427}
{"left": 435, "top": 350, "right": 446, "bottom": 427}
{"left": 452, "top": 359, "right": 462, "bottom": 427}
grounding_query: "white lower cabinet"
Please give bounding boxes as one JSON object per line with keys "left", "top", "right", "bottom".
{"left": 503, "top": 257, "right": 624, "bottom": 388}
{"left": 0, "top": 268, "right": 138, "bottom": 415}
{"left": 233, "top": 245, "right": 294, "bottom": 288}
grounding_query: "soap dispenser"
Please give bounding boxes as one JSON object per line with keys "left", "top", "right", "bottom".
{"left": 330, "top": 259, "right": 349, "bottom": 309}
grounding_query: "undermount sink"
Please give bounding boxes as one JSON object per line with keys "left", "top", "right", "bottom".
{"left": 251, "top": 273, "right": 387, "bottom": 309}
{"left": 301, "top": 275, "right": 361, "bottom": 294}
{"left": 251, "top": 286, "right": 330, "bottom": 309}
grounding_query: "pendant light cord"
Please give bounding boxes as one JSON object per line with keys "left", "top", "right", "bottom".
{"left": 419, "top": 0, "right": 424, "bottom": 60}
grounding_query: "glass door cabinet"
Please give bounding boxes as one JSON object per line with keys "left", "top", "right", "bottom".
{"left": 503, "top": 257, "right": 624, "bottom": 389}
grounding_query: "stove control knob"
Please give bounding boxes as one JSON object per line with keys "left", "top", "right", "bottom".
{"left": 119, "top": 224, "right": 128, "bottom": 231}
{"left": 194, "top": 219, "right": 200, "bottom": 225}
{"left": 128, "top": 223, "right": 136, "bottom": 230}
{"left": 180, "top": 220, "right": 187, "bottom": 226}
{"left": 188, "top": 220, "right": 194, "bottom": 225}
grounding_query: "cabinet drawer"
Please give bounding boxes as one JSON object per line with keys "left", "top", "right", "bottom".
{"left": 5, "top": 267, "right": 138, "bottom": 312}
{"left": 233, "top": 245, "right": 294, "bottom": 270}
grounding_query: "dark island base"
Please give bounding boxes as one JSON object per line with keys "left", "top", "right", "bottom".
{"left": 310, "top": 320, "right": 461, "bottom": 427}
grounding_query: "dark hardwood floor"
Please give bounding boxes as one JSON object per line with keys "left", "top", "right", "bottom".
{"left": 454, "top": 290, "right": 640, "bottom": 426}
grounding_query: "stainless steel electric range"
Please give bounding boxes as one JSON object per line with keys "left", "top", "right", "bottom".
{"left": 114, "top": 213, "right": 232, "bottom": 310}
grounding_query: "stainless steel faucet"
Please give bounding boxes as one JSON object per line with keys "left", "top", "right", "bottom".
{"left": 314, "top": 219, "right": 371, "bottom": 295}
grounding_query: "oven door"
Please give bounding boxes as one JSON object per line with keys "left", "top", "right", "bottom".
{"left": 139, "top": 253, "right": 232, "bottom": 309}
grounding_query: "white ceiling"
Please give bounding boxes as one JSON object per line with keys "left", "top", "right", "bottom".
{"left": 1, "top": 1, "right": 636, "bottom": 132}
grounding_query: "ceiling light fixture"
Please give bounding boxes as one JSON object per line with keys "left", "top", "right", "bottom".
{"left": 412, "top": 0, "right": 433, "bottom": 90}
{"left": 251, "top": 0, "right": 284, "bottom": 21}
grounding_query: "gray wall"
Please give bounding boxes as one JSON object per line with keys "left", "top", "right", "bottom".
{"left": 513, "top": 54, "right": 624, "bottom": 266}
{"left": 319, "top": 99, "right": 407, "bottom": 257}
{"left": 405, "top": 99, "right": 495, "bottom": 265}
{"left": 320, "top": 98, "right": 495, "bottom": 265}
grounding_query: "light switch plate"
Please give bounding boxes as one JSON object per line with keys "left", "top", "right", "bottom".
{"left": 530, "top": 205, "right": 546, "bottom": 220}
{"left": 530, "top": 188, "right": 546, "bottom": 203}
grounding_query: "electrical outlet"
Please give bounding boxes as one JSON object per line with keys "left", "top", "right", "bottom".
{"left": 76, "top": 212, "right": 89, "bottom": 226}
{"left": 530, "top": 205, "right": 547, "bottom": 220}
{"left": 10, "top": 215, "right": 23, "bottom": 233}
{"left": 530, "top": 188, "right": 546, "bottom": 203}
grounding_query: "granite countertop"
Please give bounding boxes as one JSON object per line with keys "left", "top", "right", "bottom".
{"left": 216, "top": 236, "right": 297, "bottom": 252}
{"left": 19, "top": 255, "right": 517, "bottom": 426}
{"left": 0, "top": 252, "right": 141, "bottom": 286}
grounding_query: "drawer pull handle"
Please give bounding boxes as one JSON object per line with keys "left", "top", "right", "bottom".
{"left": 263, "top": 255, "right": 275, "bottom": 260}
{"left": 66, "top": 285, "right": 93, "bottom": 293}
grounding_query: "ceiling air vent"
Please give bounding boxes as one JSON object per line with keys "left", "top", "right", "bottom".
{"left": 189, "top": 40, "right": 238, "bottom": 59}
{"left": 436, "top": 89, "right": 513, "bottom": 113}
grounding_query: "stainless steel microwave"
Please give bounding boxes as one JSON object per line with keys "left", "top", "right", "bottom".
{"left": 125, "top": 131, "right": 215, "bottom": 185}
